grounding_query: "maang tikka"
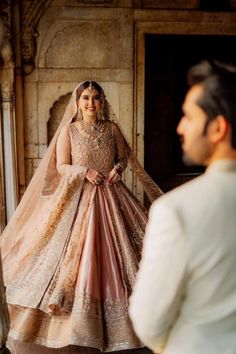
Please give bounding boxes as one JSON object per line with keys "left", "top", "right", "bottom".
{"left": 89, "top": 81, "right": 95, "bottom": 91}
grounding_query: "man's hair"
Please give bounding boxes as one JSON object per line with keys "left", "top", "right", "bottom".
{"left": 188, "top": 60, "right": 236, "bottom": 148}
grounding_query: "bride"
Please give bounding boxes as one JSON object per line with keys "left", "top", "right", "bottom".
{"left": 0, "top": 81, "right": 162, "bottom": 353}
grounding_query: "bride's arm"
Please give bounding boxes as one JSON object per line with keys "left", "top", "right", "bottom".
{"left": 56, "top": 124, "right": 87, "bottom": 179}
{"left": 56, "top": 124, "right": 104, "bottom": 185}
{"left": 112, "top": 123, "right": 128, "bottom": 174}
{"left": 107, "top": 123, "right": 128, "bottom": 184}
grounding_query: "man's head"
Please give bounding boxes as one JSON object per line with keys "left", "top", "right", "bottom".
{"left": 177, "top": 60, "right": 236, "bottom": 166}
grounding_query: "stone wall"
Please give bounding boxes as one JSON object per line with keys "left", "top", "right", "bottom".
{"left": 22, "top": 1, "right": 134, "bottom": 188}
{"left": 18, "top": 0, "right": 236, "bottom": 198}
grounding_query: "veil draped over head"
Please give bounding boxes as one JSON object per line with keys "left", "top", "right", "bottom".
{"left": 0, "top": 82, "right": 162, "bottom": 278}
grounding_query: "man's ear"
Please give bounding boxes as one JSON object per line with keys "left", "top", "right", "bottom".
{"left": 209, "top": 115, "right": 229, "bottom": 143}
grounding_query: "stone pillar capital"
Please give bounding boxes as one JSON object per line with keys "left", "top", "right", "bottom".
{"left": 0, "top": 67, "right": 14, "bottom": 101}
{"left": 21, "top": 23, "right": 38, "bottom": 75}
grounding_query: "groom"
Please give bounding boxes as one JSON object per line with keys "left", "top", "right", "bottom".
{"left": 129, "top": 60, "right": 236, "bottom": 354}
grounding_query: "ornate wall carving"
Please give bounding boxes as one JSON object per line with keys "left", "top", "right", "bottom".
{"left": 45, "top": 22, "right": 120, "bottom": 68}
{"left": 47, "top": 93, "right": 71, "bottom": 144}
{"left": 21, "top": 0, "right": 53, "bottom": 74}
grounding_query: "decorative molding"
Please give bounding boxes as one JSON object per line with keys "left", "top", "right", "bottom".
{"left": 0, "top": 1, "right": 14, "bottom": 101}
{"left": 0, "top": 0, "right": 13, "bottom": 66}
{"left": 21, "top": 22, "right": 39, "bottom": 75}
{"left": 21, "top": 0, "right": 54, "bottom": 75}
{"left": 1, "top": 40, "right": 13, "bottom": 68}
{"left": 45, "top": 22, "right": 120, "bottom": 68}
{"left": 0, "top": 43, "right": 14, "bottom": 101}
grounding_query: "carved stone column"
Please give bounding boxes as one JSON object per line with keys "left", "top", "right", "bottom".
{"left": 0, "top": 42, "right": 18, "bottom": 222}
{"left": 0, "top": 78, "right": 18, "bottom": 222}
{"left": 0, "top": 14, "right": 6, "bottom": 231}
{"left": 0, "top": 0, "right": 19, "bottom": 225}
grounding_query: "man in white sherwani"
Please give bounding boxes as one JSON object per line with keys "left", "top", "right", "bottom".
{"left": 129, "top": 60, "right": 236, "bottom": 354}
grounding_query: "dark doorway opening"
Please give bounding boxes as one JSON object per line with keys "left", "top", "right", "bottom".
{"left": 145, "top": 34, "right": 236, "bottom": 192}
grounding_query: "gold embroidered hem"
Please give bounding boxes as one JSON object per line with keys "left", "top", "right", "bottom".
{"left": 6, "top": 181, "right": 147, "bottom": 350}
{"left": 8, "top": 295, "right": 142, "bottom": 351}
{"left": 8, "top": 339, "right": 150, "bottom": 354}
{"left": 2, "top": 121, "right": 149, "bottom": 351}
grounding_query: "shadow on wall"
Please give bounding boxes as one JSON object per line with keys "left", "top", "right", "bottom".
{"left": 0, "top": 15, "right": 5, "bottom": 50}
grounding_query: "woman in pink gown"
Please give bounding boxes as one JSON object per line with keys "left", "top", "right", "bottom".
{"left": 0, "top": 81, "right": 162, "bottom": 354}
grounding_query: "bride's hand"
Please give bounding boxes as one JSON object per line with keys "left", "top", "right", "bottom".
{"left": 107, "top": 167, "right": 122, "bottom": 185}
{"left": 86, "top": 168, "right": 105, "bottom": 185}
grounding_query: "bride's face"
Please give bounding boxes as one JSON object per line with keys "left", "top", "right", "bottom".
{"left": 78, "top": 87, "right": 102, "bottom": 119}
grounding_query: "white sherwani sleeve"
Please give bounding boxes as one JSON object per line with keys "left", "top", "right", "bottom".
{"left": 129, "top": 201, "right": 188, "bottom": 353}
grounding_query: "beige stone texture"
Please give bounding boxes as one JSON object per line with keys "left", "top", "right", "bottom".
{"left": 118, "top": 83, "right": 133, "bottom": 145}
{"left": 48, "top": 93, "right": 71, "bottom": 144}
{"left": 36, "top": 8, "right": 132, "bottom": 69}
{"left": 24, "top": 158, "right": 33, "bottom": 186}
{"left": 37, "top": 83, "right": 75, "bottom": 145}
{"left": 1, "top": 0, "right": 236, "bottom": 226}
{"left": 24, "top": 144, "right": 39, "bottom": 159}
{"left": 35, "top": 69, "right": 132, "bottom": 83}
{"left": 24, "top": 82, "right": 38, "bottom": 145}
{"left": 32, "top": 158, "right": 41, "bottom": 168}
{"left": 18, "top": 0, "right": 236, "bottom": 195}
{"left": 45, "top": 22, "right": 120, "bottom": 68}
{"left": 39, "top": 145, "right": 48, "bottom": 159}
{"left": 32, "top": 158, "right": 42, "bottom": 175}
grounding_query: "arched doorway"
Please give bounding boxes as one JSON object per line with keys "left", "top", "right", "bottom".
{"left": 144, "top": 34, "right": 236, "bottom": 191}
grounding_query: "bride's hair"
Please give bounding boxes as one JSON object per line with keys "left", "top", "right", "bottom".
{"left": 76, "top": 81, "right": 104, "bottom": 101}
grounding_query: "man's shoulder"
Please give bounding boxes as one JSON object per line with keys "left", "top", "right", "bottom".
{"left": 151, "top": 173, "right": 209, "bottom": 213}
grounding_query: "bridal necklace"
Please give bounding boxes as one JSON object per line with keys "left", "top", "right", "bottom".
{"left": 80, "top": 119, "right": 101, "bottom": 134}
{"left": 79, "top": 119, "right": 104, "bottom": 148}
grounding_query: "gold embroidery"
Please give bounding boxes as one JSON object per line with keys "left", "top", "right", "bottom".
{"left": 6, "top": 121, "right": 146, "bottom": 351}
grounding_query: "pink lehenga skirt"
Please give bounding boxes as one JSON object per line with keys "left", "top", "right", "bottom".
{"left": 6, "top": 180, "right": 147, "bottom": 352}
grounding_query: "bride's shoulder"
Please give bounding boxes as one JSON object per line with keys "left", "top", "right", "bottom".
{"left": 58, "top": 122, "right": 76, "bottom": 138}
{"left": 105, "top": 120, "right": 118, "bottom": 129}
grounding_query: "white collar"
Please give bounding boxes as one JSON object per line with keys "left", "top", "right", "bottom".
{"left": 206, "top": 159, "right": 236, "bottom": 174}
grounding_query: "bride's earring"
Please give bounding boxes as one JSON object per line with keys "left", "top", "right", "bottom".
{"left": 77, "top": 108, "right": 83, "bottom": 121}
{"left": 97, "top": 105, "right": 104, "bottom": 120}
